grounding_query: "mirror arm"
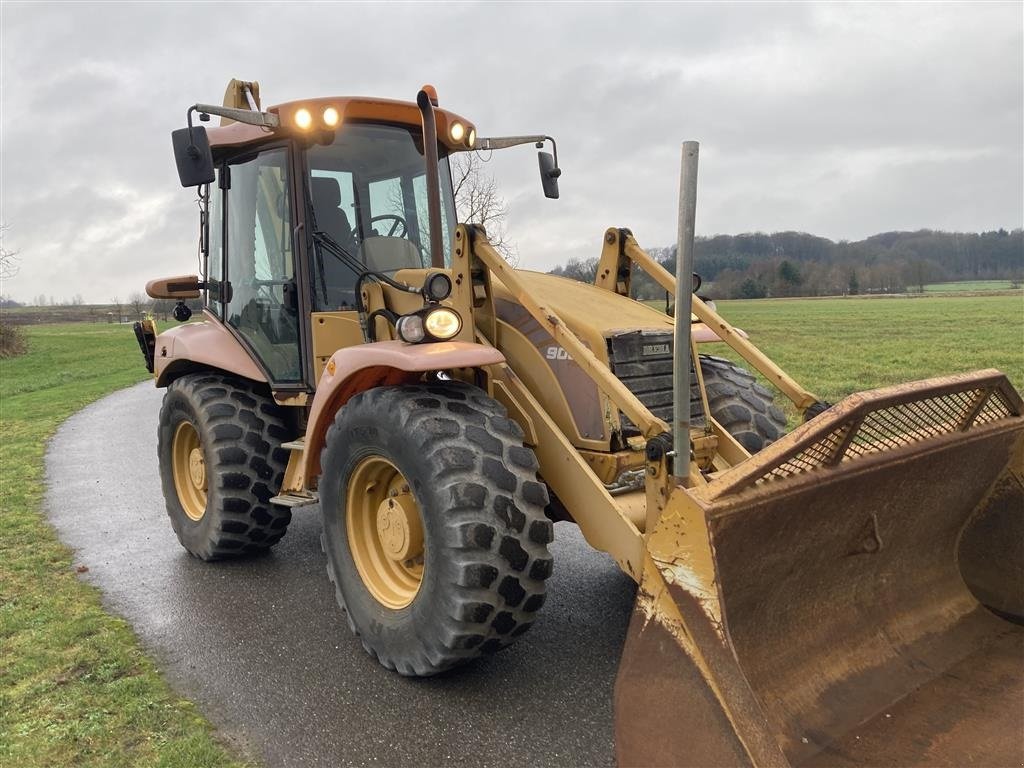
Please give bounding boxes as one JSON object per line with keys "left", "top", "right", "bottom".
{"left": 477, "top": 134, "right": 562, "bottom": 183}
{"left": 477, "top": 134, "right": 559, "bottom": 166}
{"left": 184, "top": 107, "right": 203, "bottom": 160}
{"left": 477, "top": 134, "right": 547, "bottom": 152}
{"left": 190, "top": 103, "right": 281, "bottom": 129}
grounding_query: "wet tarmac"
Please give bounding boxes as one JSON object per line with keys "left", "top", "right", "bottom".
{"left": 45, "top": 382, "right": 636, "bottom": 767}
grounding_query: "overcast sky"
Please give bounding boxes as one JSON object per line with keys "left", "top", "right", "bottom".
{"left": 1, "top": 1, "right": 1021, "bottom": 304}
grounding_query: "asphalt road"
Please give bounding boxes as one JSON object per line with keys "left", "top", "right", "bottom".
{"left": 45, "top": 382, "right": 637, "bottom": 768}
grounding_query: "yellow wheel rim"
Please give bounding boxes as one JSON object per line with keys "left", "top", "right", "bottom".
{"left": 346, "top": 456, "right": 425, "bottom": 610}
{"left": 172, "top": 421, "right": 207, "bottom": 522}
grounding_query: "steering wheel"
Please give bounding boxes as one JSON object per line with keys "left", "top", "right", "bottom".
{"left": 369, "top": 214, "right": 408, "bottom": 238}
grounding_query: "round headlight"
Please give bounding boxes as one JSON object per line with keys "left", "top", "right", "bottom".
{"left": 424, "top": 272, "right": 453, "bottom": 301}
{"left": 449, "top": 121, "right": 465, "bottom": 142}
{"left": 295, "top": 108, "right": 313, "bottom": 129}
{"left": 424, "top": 307, "right": 462, "bottom": 340}
{"left": 396, "top": 314, "right": 425, "bottom": 344}
{"left": 322, "top": 106, "right": 340, "bottom": 127}
{"left": 467, "top": 128, "right": 476, "bottom": 149}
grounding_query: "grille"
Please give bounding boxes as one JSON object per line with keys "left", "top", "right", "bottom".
{"left": 607, "top": 331, "right": 704, "bottom": 436}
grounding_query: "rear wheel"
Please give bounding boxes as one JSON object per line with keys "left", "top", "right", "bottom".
{"left": 699, "top": 355, "right": 787, "bottom": 453}
{"left": 158, "top": 373, "right": 292, "bottom": 560}
{"left": 320, "top": 382, "right": 553, "bottom": 676}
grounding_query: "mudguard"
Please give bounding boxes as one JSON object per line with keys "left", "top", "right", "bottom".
{"left": 302, "top": 340, "right": 505, "bottom": 485}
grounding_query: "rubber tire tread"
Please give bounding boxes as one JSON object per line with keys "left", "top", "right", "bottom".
{"left": 157, "top": 373, "right": 292, "bottom": 560}
{"left": 319, "top": 382, "right": 552, "bottom": 677}
{"left": 699, "top": 355, "right": 788, "bottom": 453}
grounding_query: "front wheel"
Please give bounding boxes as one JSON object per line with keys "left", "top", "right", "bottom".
{"left": 319, "top": 382, "right": 553, "bottom": 676}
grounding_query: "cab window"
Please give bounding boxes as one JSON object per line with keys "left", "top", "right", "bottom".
{"left": 306, "top": 123, "right": 457, "bottom": 311}
{"left": 220, "top": 147, "right": 301, "bottom": 382}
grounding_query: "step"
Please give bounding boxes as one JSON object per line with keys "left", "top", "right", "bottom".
{"left": 270, "top": 491, "right": 318, "bottom": 508}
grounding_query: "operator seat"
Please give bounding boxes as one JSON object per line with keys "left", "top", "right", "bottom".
{"left": 310, "top": 177, "right": 358, "bottom": 308}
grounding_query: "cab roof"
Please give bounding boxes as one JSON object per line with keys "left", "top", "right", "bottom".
{"left": 206, "top": 95, "right": 475, "bottom": 153}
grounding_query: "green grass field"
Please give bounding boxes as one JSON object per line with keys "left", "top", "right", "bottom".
{"left": 0, "top": 324, "right": 242, "bottom": 767}
{"left": 699, "top": 294, "right": 1024, "bottom": 423}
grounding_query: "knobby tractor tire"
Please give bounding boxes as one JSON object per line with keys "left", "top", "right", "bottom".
{"left": 157, "top": 373, "right": 292, "bottom": 560}
{"left": 319, "top": 382, "right": 553, "bottom": 676}
{"left": 699, "top": 354, "right": 788, "bottom": 453}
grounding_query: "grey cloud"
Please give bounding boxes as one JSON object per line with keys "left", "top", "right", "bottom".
{"left": 1, "top": 1, "right": 1020, "bottom": 302}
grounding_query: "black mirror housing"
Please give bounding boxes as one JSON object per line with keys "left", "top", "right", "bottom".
{"left": 171, "top": 126, "right": 215, "bottom": 187}
{"left": 538, "top": 151, "right": 560, "bottom": 199}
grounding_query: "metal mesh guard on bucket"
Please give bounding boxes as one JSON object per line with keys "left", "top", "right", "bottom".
{"left": 706, "top": 370, "right": 1022, "bottom": 494}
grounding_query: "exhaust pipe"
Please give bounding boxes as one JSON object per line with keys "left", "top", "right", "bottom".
{"left": 416, "top": 88, "right": 446, "bottom": 269}
{"left": 672, "top": 141, "right": 699, "bottom": 479}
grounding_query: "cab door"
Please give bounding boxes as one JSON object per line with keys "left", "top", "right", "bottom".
{"left": 212, "top": 146, "right": 303, "bottom": 384}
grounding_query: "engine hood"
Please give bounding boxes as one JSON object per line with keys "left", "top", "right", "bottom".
{"left": 491, "top": 270, "right": 729, "bottom": 343}
{"left": 493, "top": 270, "right": 673, "bottom": 337}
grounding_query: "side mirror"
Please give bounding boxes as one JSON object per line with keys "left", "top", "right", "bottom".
{"left": 538, "top": 151, "right": 561, "bottom": 199}
{"left": 171, "top": 126, "right": 215, "bottom": 187}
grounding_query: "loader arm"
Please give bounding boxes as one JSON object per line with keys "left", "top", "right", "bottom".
{"left": 458, "top": 226, "right": 1024, "bottom": 767}
{"left": 598, "top": 228, "right": 823, "bottom": 413}
{"left": 465, "top": 228, "right": 671, "bottom": 441}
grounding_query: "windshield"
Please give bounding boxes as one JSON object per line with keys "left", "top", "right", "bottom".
{"left": 306, "top": 123, "right": 457, "bottom": 309}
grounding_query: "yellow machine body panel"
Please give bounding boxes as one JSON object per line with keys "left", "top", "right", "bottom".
{"left": 490, "top": 271, "right": 687, "bottom": 452}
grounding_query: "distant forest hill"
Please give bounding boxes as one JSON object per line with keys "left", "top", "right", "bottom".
{"left": 547, "top": 229, "right": 1024, "bottom": 299}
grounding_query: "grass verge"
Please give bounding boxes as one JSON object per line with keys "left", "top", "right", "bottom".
{"left": 0, "top": 324, "right": 244, "bottom": 767}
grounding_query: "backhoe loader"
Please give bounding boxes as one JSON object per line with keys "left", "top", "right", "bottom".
{"left": 137, "top": 79, "right": 1023, "bottom": 766}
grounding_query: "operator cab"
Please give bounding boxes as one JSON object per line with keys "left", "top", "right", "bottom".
{"left": 165, "top": 83, "right": 558, "bottom": 391}
{"left": 192, "top": 96, "right": 467, "bottom": 389}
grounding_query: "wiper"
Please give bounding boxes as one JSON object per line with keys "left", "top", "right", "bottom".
{"left": 312, "top": 229, "right": 365, "bottom": 278}
{"left": 311, "top": 230, "right": 421, "bottom": 342}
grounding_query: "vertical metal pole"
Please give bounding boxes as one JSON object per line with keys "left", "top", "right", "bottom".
{"left": 416, "top": 90, "right": 445, "bottom": 268}
{"left": 672, "top": 141, "right": 699, "bottom": 479}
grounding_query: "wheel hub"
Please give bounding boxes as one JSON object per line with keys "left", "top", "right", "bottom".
{"left": 346, "top": 456, "right": 425, "bottom": 609}
{"left": 171, "top": 421, "right": 207, "bottom": 522}
{"left": 188, "top": 448, "right": 206, "bottom": 489}
{"left": 376, "top": 493, "right": 423, "bottom": 562}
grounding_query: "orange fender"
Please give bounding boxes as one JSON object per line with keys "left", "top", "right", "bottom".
{"left": 154, "top": 312, "right": 266, "bottom": 386}
{"left": 303, "top": 340, "right": 505, "bottom": 485}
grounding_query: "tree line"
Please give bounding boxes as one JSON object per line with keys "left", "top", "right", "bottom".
{"left": 548, "top": 229, "right": 1023, "bottom": 299}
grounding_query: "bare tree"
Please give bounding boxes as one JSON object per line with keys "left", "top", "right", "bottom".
{"left": 451, "top": 153, "right": 516, "bottom": 263}
{"left": 0, "top": 223, "right": 19, "bottom": 281}
{"left": 111, "top": 296, "right": 123, "bottom": 322}
{"left": 149, "top": 298, "right": 168, "bottom": 321}
{"left": 129, "top": 291, "right": 150, "bottom": 320}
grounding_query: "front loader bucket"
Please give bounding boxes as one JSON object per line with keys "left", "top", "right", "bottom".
{"left": 616, "top": 370, "right": 1024, "bottom": 767}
